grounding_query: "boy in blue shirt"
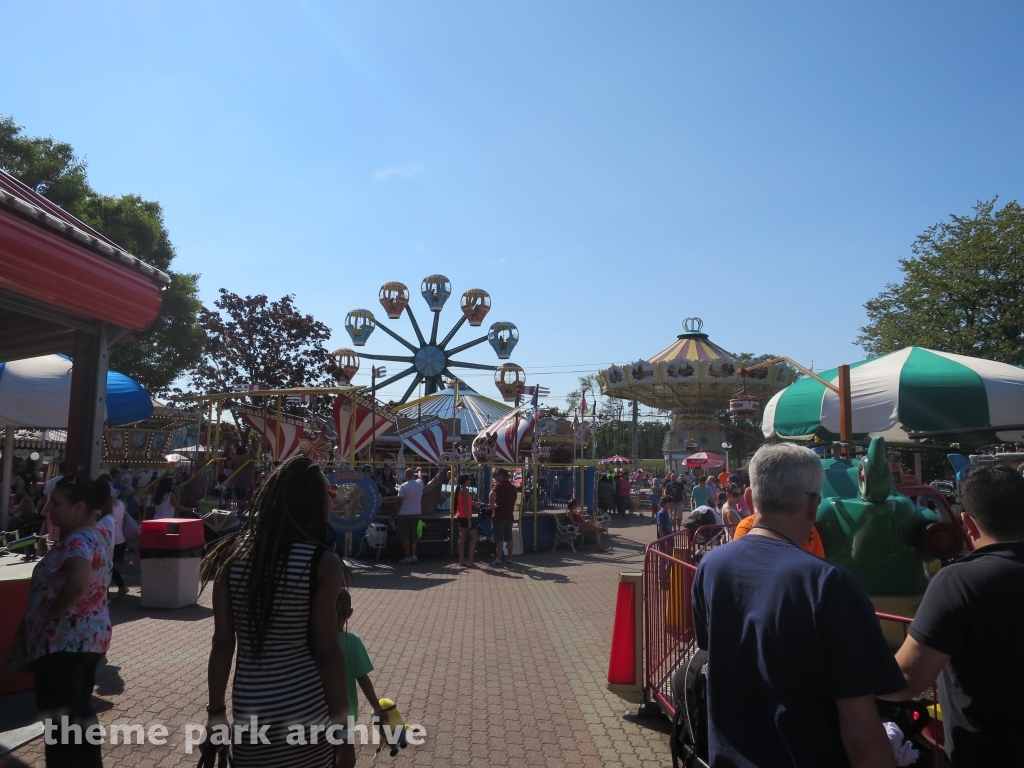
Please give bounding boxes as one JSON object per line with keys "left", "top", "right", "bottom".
{"left": 337, "top": 588, "right": 382, "bottom": 724}
{"left": 656, "top": 498, "right": 674, "bottom": 539}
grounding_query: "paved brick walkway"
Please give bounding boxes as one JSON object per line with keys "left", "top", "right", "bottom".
{"left": 1, "top": 513, "right": 670, "bottom": 768}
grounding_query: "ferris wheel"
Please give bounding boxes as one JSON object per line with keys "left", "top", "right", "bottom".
{"left": 337, "top": 275, "right": 522, "bottom": 403}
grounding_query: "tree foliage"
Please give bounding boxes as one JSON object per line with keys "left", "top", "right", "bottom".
{"left": 190, "top": 289, "right": 338, "bottom": 395}
{"left": 0, "top": 115, "right": 204, "bottom": 395}
{"left": 858, "top": 198, "right": 1024, "bottom": 365}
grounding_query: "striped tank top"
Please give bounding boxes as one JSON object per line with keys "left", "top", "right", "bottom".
{"left": 228, "top": 539, "right": 333, "bottom": 767}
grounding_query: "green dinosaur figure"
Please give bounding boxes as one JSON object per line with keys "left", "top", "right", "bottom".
{"left": 815, "top": 436, "right": 951, "bottom": 597}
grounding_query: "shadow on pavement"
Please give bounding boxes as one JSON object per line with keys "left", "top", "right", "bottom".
{"left": 110, "top": 596, "right": 213, "bottom": 626}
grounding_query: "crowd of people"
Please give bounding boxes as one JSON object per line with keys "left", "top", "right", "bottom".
{"left": 11, "top": 444, "right": 1022, "bottom": 768}
{"left": 689, "top": 443, "right": 1023, "bottom": 768}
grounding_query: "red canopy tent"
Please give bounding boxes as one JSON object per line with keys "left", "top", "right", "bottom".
{"left": 599, "top": 455, "right": 634, "bottom": 465}
{"left": 684, "top": 451, "right": 725, "bottom": 468}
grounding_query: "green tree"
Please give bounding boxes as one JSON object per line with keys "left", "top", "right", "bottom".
{"left": 0, "top": 115, "right": 204, "bottom": 396}
{"left": 190, "top": 289, "right": 337, "bottom": 395}
{"left": 857, "top": 198, "right": 1024, "bottom": 365}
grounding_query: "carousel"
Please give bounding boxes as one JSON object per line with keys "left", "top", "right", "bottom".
{"left": 598, "top": 317, "right": 794, "bottom": 469}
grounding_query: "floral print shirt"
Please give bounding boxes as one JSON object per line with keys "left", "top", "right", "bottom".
{"left": 25, "top": 527, "right": 112, "bottom": 660}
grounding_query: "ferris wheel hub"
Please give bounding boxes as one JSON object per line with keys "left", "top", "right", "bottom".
{"left": 415, "top": 345, "right": 447, "bottom": 377}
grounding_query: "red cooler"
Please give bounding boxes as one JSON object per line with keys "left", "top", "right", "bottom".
{"left": 140, "top": 518, "right": 205, "bottom": 608}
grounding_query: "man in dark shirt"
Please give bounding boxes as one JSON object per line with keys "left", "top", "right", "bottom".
{"left": 489, "top": 468, "right": 518, "bottom": 566}
{"left": 880, "top": 463, "right": 1024, "bottom": 766}
{"left": 693, "top": 443, "right": 904, "bottom": 768}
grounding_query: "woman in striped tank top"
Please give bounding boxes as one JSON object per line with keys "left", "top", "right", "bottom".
{"left": 201, "top": 456, "right": 355, "bottom": 767}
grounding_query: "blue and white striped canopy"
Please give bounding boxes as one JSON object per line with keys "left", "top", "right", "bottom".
{"left": 0, "top": 354, "right": 153, "bottom": 428}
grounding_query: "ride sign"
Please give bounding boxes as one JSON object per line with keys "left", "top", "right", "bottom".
{"left": 325, "top": 470, "right": 382, "bottom": 536}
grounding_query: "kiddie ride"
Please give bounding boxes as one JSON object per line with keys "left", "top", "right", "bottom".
{"left": 607, "top": 436, "right": 962, "bottom": 760}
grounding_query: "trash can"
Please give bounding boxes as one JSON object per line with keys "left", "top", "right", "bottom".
{"left": 139, "top": 518, "right": 205, "bottom": 608}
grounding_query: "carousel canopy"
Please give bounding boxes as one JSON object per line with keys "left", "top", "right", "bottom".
{"left": 762, "top": 347, "right": 1024, "bottom": 444}
{"left": 0, "top": 354, "right": 153, "bottom": 428}
{"left": 599, "top": 317, "right": 794, "bottom": 410}
{"left": 398, "top": 381, "right": 511, "bottom": 436}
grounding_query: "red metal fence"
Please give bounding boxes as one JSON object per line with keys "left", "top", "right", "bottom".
{"left": 641, "top": 532, "right": 943, "bottom": 766}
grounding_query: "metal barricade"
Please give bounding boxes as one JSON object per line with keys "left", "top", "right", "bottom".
{"left": 688, "top": 524, "right": 735, "bottom": 561}
{"left": 643, "top": 531, "right": 697, "bottom": 714}
{"left": 641, "top": 536, "right": 943, "bottom": 768}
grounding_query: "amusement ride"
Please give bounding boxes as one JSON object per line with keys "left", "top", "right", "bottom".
{"left": 338, "top": 276, "right": 522, "bottom": 403}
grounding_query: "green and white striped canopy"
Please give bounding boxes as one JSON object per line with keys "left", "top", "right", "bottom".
{"left": 762, "top": 347, "right": 1024, "bottom": 443}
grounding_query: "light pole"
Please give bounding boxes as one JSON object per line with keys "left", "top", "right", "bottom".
{"left": 722, "top": 442, "right": 732, "bottom": 473}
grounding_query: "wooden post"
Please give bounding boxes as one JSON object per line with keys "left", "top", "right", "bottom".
{"left": 65, "top": 328, "right": 109, "bottom": 476}
{"left": 1, "top": 427, "right": 13, "bottom": 530}
{"left": 838, "top": 364, "right": 852, "bottom": 457}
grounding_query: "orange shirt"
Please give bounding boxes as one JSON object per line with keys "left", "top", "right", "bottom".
{"left": 455, "top": 489, "right": 474, "bottom": 519}
{"left": 733, "top": 517, "right": 824, "bottom": 558}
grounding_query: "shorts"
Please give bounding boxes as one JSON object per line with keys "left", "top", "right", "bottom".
{"left": 492, "top": 519, "right": 513, "bottom": 543}
{"left": 395, "top": 515, "right": 420, "bottom": 543}
{"left": 458, "top": 517, "right": 475, "bottom": 531}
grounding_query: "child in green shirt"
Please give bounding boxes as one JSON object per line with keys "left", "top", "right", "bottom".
{"left": 336, "top": 588, "right": 381, "bottom": 722}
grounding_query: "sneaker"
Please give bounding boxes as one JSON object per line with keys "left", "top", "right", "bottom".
{"left": 410, "top": 555, "right": 418, "bottom": 564}
{"left": 399, "top": 557, "right": 413, "bottom": 564}
{"left": 491, "top": 559, "right": 503, "bottom": 567}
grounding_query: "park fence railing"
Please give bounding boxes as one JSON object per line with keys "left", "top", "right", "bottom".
{"left": 630, "top": 531, "right": 945, "bottom": 768}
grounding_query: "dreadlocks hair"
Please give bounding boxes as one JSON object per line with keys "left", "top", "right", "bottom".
{"left": 201, "top": 455, "right": 333, "bottom": 658}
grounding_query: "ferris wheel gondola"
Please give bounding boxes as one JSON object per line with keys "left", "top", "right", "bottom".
{"left": 344, "top": 276, "right": 523, "bottom": 403}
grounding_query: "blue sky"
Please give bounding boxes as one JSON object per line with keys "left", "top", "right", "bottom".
{"left": 5, "top": 1, "right": 1024, "bottom": 409}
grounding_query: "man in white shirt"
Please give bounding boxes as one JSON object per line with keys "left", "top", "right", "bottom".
{"left": 393, "top": 468, "right": 424, "bottom": 564}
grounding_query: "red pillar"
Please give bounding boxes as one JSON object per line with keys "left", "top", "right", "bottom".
{"left": 65, "top": 329, "right": 108, "bottom": 476}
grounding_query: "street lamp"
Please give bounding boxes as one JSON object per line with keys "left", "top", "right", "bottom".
{"left": 722, "top": 442, "right": 732, "bottom": 473}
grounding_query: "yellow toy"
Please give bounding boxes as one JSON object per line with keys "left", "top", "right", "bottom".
{"left": 373, "top": 698, "right": 408, "bottom": 757}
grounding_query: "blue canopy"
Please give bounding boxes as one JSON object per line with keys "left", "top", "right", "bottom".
{"left": 0, "top": 354, "right": 153, "bottom": 428}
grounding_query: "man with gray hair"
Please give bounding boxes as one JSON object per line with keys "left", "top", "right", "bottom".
{"left": 692, "top": 443, "right": 905, "bottom": 767}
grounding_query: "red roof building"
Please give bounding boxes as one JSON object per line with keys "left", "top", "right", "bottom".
{"left": 0, "top": 168, "right": 167, "bottom": 483}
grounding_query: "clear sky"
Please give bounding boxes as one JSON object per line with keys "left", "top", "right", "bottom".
{"left": 5, "top": 1, "right": 1024, "bottom": 409}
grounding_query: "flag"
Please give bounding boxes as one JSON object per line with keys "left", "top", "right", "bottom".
{"left": 580, "top": 392, "right": 588, "bottom": 415}
{"left": 572, "top": 411, "right": 580, "bottom": 431}
{"left": 531, "top": 387, "right": 539, "bottom": 409}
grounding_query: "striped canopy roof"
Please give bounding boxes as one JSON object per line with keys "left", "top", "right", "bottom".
{"left": 648, "top": 315, "right": 741, "bottom": 364}
{"left": 649, "top": 332, "right": 742, "bottom": 364}
{"left": 763, "top": 347, "right": 1024, "bottom": 443}
{"left": 399, "top": 382, "right": 511, "bottom": 436}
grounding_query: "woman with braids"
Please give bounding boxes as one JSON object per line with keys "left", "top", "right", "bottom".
{"left": 202, "top": 456, "right": 355, "bottom": 768}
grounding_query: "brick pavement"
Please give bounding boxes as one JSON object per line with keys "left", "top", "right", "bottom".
{"left": 1, "top": 512, "right": 670, "bottom": 768}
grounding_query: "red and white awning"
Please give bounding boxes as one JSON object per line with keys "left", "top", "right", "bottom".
{"left": 234, "top": 405, "right": 305, "bottom": 463}
{"left": 398, "top": 418, "right": 448, "bottom": 463}
{"left": 333, "top": 393, "right": 399, "bottom": 462}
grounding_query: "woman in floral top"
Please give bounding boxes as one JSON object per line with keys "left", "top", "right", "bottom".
{"left": 25, "top": 474, "right": 112, "bottom": 768}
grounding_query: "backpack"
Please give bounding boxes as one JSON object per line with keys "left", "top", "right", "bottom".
{"left": 671, "top": 647, "right": 710, "bottom": 768}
